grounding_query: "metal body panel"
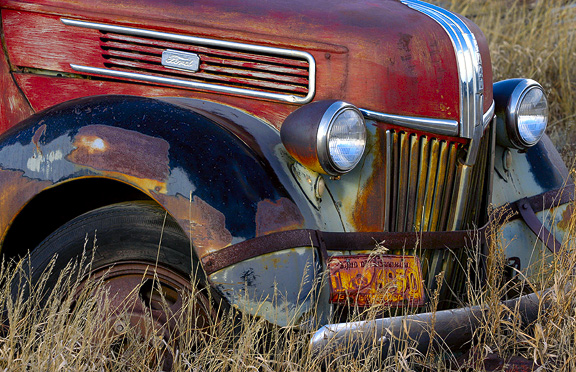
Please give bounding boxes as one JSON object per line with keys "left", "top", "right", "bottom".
{"left": 0, "top": 95, "right": 345, "bottom": 325}
{"left": 0, "top": 0, "right": 493, "bottom": 132}
{"left": 0, "top": 94, "right": 343, "bottom": 262}
{"left": 209, "top": 246, "right": 328, "bottom": 327}
{"left": 491, "top": 135, "right": 573, "bottom": 274}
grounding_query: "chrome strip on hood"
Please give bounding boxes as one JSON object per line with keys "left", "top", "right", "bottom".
{"left": 61, "top": 18, "right": 316, "bottom": 104}
{"left": 400, "top": 0, "right": 484, "bottom": 140}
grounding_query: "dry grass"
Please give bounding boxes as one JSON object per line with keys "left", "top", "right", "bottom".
{"left": 4, "top": 206, "right": 576, "bottom": 371}
{"left": 1, "top": 1, "right": 576, "bottom": 371}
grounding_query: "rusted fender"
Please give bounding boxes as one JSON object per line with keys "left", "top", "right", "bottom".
{"left": 492, "top": 135, "right": 573, "bottom": 274}
{"left": 0, "top": 95, "right": 330, "bottom": 258}
{"left": 0, "top": 95, "right": 343, "bottom": 326}
{"left": 310, "top": 288, "right": 549, "bottom": 362}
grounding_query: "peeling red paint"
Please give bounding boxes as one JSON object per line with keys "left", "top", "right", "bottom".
{"left": 0, "top": 39, "right": 34, "bottom": 132}
{"left": 255, "top": 197, "right": 305, "bottom": 237}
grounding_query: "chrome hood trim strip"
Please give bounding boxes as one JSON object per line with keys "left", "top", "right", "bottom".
{"left": 61, "top": 18, "right": 316, "bottom": 104}
{"left": 360, "top": 109, "right": 459, "bottom": 136}
{"left": 400, "top": 0, "right": 484, "bottom": 139}
{"left": 359, "top": 99, "right": 493, "bottom": 138}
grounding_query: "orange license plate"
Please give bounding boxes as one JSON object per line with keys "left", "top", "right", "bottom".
{"left": 328, "top": 254, "right": 425, "bottom": 307}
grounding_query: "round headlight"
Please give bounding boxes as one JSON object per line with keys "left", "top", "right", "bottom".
{"left": 280, "top": 100, "right": 367, "bottom": 176}
{"left": 494, "top": 79, "right": 548, "bottom": 150}
{"left": 323, "top": 105, "right": 366, "bottom": 173}
{"left": 515, "top": 86, "right": 548, "bottom": 146}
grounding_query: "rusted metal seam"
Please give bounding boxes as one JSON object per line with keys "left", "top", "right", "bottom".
{"left": 200, "top": 185, "right": 574, "bottom": 275}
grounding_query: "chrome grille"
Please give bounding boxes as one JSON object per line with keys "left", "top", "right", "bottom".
{"left": 384, "top": 126, "right": 492, "bottom": 306}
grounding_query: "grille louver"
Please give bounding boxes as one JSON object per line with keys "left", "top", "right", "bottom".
{"left": 384, "top": 126, "right": 492, "bottom": 306}
{"left": 384, "top": 130, "right": 461, "bottom": 233}
{"left": 61, "top": 19, "right": 315, "bottom": 103}
{"left": 100, "top": 33, "right": 310, "bottom": 95}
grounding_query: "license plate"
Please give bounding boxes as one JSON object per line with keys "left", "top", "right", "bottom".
{"left": 328, "top": 254, "right": 425, "bottom": 307}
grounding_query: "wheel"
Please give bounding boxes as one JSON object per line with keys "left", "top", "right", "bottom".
{"left": 18, "top": 201, "right": 216, "bottom": 370}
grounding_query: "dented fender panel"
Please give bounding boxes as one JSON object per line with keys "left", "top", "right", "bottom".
{"left": 491, "top": 135, "right": 573, "bottom": 273}
{"left": 0, "top": 95, "right": 340, "bottom": 265}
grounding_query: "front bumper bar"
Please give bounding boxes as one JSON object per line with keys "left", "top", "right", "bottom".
{"left": 309, "top": 288, "right": 548, "bottom": 360}
{"left": 201, "top": 185, "right": 574, "bottom": 276}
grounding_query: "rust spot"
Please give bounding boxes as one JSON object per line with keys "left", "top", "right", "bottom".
{"left": 0, "top": 168, "right": 52, "bottom": 240}
{"left": 255, "top": 197, "right": 305, "bottom": 237}
{"left": 32, "top": 123, "right": 46, "bottom": 155}
{"left": 352, "top": 131, "right": 386, "bottom": 231}
{"left": 557, "top": 203, "right": 575, "bottom": 230}
{"left": 155, "top": 193, "right": 233, "bottom": 258}
{"left": 67, "top": 125, "right": 170, "bottom": 182}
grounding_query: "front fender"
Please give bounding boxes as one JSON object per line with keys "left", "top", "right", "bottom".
{"left": 492, "top": 135, "right": 573, "bottom": 273}
{"left": 0, "top": 95, "right": 341, "bottom": 325}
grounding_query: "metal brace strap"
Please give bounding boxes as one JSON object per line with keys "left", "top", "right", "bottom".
{"left": 510, "top": 185, "right": 575, "bottom": 254}
{"left": 201, "top": 228, "right": 486, "bottom": 275}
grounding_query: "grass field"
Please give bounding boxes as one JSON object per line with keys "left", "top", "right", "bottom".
{"left": 1, "top": 1, "right": 576, "bottom": 371}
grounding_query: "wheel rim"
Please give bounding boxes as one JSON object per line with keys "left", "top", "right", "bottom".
{"left": 77, "top": 261, "right": 215, "bottom": 369}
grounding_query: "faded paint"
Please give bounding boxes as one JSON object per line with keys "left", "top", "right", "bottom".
{"left": 492, "top": 140, "right": 573, "bottom": 273}
{"left": 0, "top": 131, "right": 76, "bottom": 182}
{"left": 208, "top": 246, "right": 323, "bottom": 327}
{"left": 255, "top": 197, "right": 305, "bottom": 237}
{"left": 27, "top": 149, "right": 64, "bottom": 173}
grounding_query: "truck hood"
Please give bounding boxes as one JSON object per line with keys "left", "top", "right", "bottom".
{"left": 1, "top": 0, "right": 493, "bottom": 122}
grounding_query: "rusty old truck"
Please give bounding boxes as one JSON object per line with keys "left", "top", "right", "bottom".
{"left": 0, "top": 0, "right": 572, "bottom": 363}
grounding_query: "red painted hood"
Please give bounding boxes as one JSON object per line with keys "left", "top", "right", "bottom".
{"left": 1, "top": 0, "right": 493, "bottom": 121}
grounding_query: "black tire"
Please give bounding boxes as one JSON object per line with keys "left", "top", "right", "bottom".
{"left": 13, "top": 201, "right": 214, "bottom": 370}
{"left": 28, "top": 201, "right": 194, "bottom": 283}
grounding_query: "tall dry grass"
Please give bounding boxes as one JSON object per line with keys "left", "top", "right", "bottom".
{"left": 3, "top": 201, "right": 576, "bottom": 371}
{"left": 1, "top": 1, "right": 576, "bottom": 371}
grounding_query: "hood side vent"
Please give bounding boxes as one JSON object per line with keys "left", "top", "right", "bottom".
{"left": 62, "top": 19, "right": 316, "bottom": 103}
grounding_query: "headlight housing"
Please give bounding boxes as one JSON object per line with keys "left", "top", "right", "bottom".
{"left": 494, "top": 79, "right": 548, "bottom": 149}
{"left": 281, "top": 100, "right": 366, "bottom": 176}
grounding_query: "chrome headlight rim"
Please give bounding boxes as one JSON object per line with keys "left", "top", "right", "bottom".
{"left": 506, "top": 79, "right": 548, "bottom": 149}
{"left": 316, "top": 101, "right": 366, "bottom": 175}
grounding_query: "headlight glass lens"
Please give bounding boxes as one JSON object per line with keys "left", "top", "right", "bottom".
{"left": 517, "top": 87, "right": 548, "bottom": 146}
{"left": 327, "top": 108, "right": 366, "bottom": 172}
